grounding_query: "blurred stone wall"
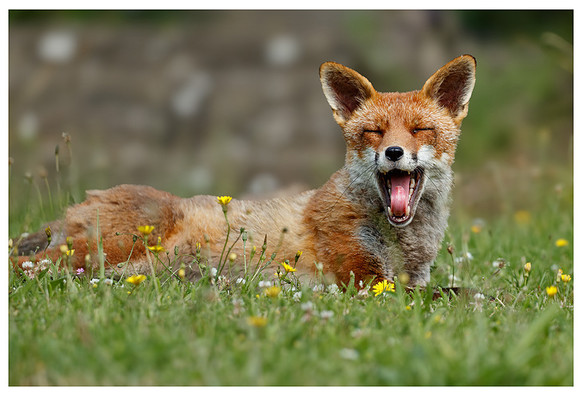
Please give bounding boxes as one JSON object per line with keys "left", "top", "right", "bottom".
{"left": 9, "top": 11, "right": 476, "bottom": 199}
{"left": 9, "top": 10, "right": 573, "bottom": 217}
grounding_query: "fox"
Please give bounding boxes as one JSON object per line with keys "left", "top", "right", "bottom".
{"left": 12, "top": 54, "right": 476, "bottom": 288}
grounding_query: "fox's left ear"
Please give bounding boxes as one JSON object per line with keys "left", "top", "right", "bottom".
{"left": 320, "top": 62, "right": 376, "bottom": 126}
{"left": 421, "top": 55, "right": 476, "bottom": 121}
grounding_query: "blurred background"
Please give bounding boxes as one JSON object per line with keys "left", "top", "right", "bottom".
{"left": 8, "top": 10, "right": 573, "bottom": 234}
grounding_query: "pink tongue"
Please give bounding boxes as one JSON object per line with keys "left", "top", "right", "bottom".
{"left": 390, "top": 173, "right": 411, "bottom": 217}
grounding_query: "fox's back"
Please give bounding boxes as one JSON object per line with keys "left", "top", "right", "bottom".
{"left": 172, "top": 190, "right": 318, "bottom": 274}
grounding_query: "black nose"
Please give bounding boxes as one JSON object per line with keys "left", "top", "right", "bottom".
{"left": 385, "top": 146, "right": 404, "bottom": 162}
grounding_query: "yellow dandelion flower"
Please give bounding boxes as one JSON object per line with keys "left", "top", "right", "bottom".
{"left": 247, "top": 316, "right": 267, "bottom": 328}
{"left": 471, "top": 218, "right": 485, "bottom": 233}
{"left": 264, "top": 286, "right": 281, "bottom": 298}
{"left": 65, "top": 249, "right": 75, "bottom": 257}
{"left": 147, "top": 245, "right": 165, "bottom": 253}
{"left": 470, "top": 225, "right": 482, "bottom": 234}
{"left": 217, "top": 195, "right": 232, "bottom": 206}
{"left": 147, "top": 236, "right": 164, "bottom": 253}
{"left": 397, "top": 272, "right": 410, "bottom": 285}
{"left": 561, "top": 274, "right": 572, "bottom": 283}
{"left": 372, "top": 279, "right": 395, "bottom": 296}
{"left": 281, "top": 261, "right": 296, "bottom": 273}
{"left": 126, "top": 274, "right": 147, "bottom": 285}
{"left": 138, "top": 225, "right": 155, "bottom": 235}
{"left": 524, "top": 262, "right": 532, "bottom": 272}
{"left": 45, "top": 226, "right": 52, "bottom": 243}
{"left": 59, "top": 244, "right": 68, "bottom": 254}
{"left": 546, "top": 285, "right": 558, "bottom": 297}
{"left": 514, "top": 210, "right": 531, "bottom": 225}
{"left": 178, "top": 268, "right": 186, "bottom": 279}
{"left": 555, "top": 239, "right": 569, "bottom": 247}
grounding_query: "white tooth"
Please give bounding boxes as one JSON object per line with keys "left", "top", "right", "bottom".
{"left": 405, "top": 205, "right": 410, "bottom": 217}
{"left": 410, "top": 178, "right": 415, "bottom": 189}
{"left": 388, "top": 207, "right": 393, "bottom": 218}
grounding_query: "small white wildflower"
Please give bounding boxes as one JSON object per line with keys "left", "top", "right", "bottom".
{"left": 236, "top": 278, "right": 246, "bottom": 285}
{"left": 492, "top": 258, "right": 506, "bottom": 269}
{"left": 258, "top": 280, "right": 272, "bottom": 288}
{"left": 22, "top": 261, "right": 34, "bottom": 269}
{"left": 232, "top": 298, "right": 245, "bottom": 315}
{"left": 327, "top": 283, "right": 340, "bottom": 295}
{"left": 210, "top": 267, "right": 217, "bottom": 277}
{"left": 351, "top": 328, "right": 365, "bottom": 338}
{"left": 456, "top": 252, "right": 474, "bottom": 263}
{"left": 474, "top": 293, "right": 486, "bottom": 301}
{"left": 312, "top": 284, "right": 324, "bottom": 293}
{"left": 301, "top": 301, "right": 314, "bottom": 312}
{"left": 103, "top": 279, "right": 113, "bottom": 286}
{"left": 339, "top": 348, "right": 359, "bottom": 360}
{"left": 320, "top": 310, "right": 334, "bottom": 320}
{"left": 90, "top": 278, "right": 100, "bottom": 285}
{"left": 292, "top": 291, "right": 302, "bottom": 302}
{"left": 39, "top": 258, "right": 52, "bottom": 266}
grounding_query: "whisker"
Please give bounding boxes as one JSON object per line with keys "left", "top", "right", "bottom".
{"left": 421, "top": 170, "right": 450, "bottom": 203}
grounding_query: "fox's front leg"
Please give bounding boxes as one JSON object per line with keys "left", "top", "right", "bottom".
{"left": 326, "top": 252, "right": 387, "bottom": 290}
{"left": 406, "top": 262, "right": 432, "bottom": 287}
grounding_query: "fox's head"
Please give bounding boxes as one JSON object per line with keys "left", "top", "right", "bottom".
{"left": 320, "top": 55, "right": 476, "bottom": 227}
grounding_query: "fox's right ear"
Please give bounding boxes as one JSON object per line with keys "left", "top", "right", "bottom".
{"left": 320, "top": 62, "right": 376, "bottom": 125}
{"left": 421, "top": 54, "right": 476, "bottom": 122}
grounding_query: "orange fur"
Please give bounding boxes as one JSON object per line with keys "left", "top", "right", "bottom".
{"left": 13, "top": 55, "right": 476, "bottom": 288}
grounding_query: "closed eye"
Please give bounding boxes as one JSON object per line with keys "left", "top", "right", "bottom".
{"left": 412, "top": 127, "right": 435, "bottom": 134}
{"left": 364, "top": 130, "right": 383, "bottom": 135}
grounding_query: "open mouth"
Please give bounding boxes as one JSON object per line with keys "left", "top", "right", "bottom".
{"left": 377, "top": 169, "right": 423, "bottom": 226}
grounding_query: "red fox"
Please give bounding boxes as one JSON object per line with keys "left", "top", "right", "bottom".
{"left": 13, "top": 55, "right": 476, "bottom": 288}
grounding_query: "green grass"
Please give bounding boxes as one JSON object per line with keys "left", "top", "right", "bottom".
{"left": 8, "top": 11, "right": 573, "bottom": 386}
{"left": 9, "top": 175, "right": 573, "bottom": 386}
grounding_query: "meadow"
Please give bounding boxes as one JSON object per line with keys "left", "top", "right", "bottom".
{"left": 8, "top": 150, "right": 573, "bottom": 385}
{"left": 8, "top": 10, "right": 573, "bottom": 386}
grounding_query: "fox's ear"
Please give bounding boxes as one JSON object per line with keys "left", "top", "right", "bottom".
{"left": 320, "top": 62, "right": 376, "bottom": 125}
{"left": 421, "top": 55, "right": 476, "bottom": 121}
